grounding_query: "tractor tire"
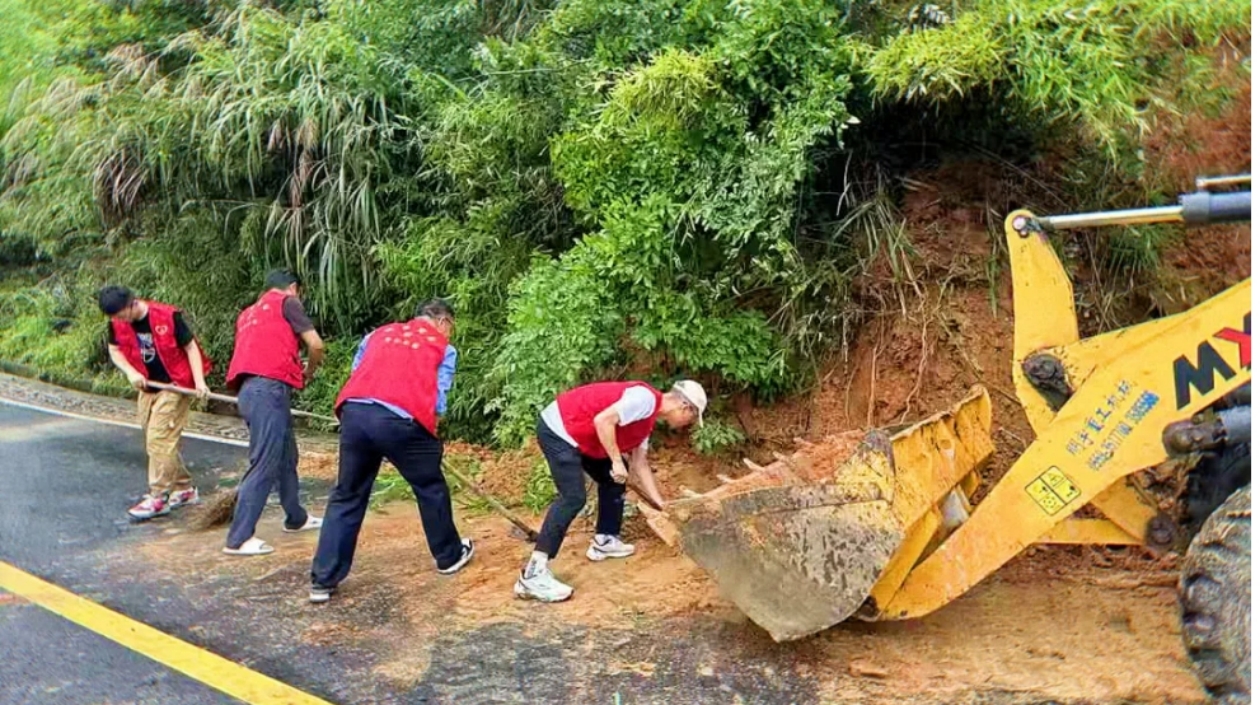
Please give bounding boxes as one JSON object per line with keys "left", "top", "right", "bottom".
{"left": 1179, "top": 483, "right": 1251, "bottom": 704}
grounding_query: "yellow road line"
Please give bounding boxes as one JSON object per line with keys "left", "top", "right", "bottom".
{"left": 0, "top": 561, "right": 333, "bottom": 705}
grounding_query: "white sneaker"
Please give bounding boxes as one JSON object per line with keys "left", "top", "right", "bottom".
{"left": 436, "top": 539, "right": 475, "bottom": 575}
{"left": 514, "top": 565, "right": 574, "bottom": 603}
{"left": 586, "top": 535, "right": 635, "bottom": 561}
{"left": 283, "top": 515, "right": 323, "bottom": 533}
{"left": 309, "top": 586, "right": 335, "bottom": 604}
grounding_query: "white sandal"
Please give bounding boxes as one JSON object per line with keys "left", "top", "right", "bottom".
{"left": 222, "top": 537, "right": 275, "bottom": 556}
{"left": 283, "top": 516, "right": 323, "bottom": 533}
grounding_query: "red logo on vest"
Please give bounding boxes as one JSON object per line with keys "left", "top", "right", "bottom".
{"left": 111, "top": 301, "right": 211, "bottom": 389}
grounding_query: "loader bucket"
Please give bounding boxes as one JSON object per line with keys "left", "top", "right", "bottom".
{"left": 666, "top": 433, "right": 904, "bottom": 642}
{"left": 641, "top": 386, "right": 995, "bottom": 642}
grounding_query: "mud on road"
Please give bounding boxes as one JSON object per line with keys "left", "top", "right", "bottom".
{"left": 122, "top": 504, "right": 1204, "bottom": 705}
{"left": 1, "top": 372, "right": 1211, "bottom": 704}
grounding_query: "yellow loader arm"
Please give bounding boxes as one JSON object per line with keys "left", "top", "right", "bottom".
{"left": 881, "top": 193, "right": 1251, "bottom": 619}
{"left": 640, "top": 176, "right": 1251, "bottom": 641}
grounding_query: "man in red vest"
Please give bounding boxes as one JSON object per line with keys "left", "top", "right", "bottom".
{"left": 514, "top": 379, "right": 707, "bottom": 603}
{"left": 99, "top": 286, "right": 212, "bottom": 521}
{"left": 308, "top": 299, "right": 472, "bottom": 603}
{"left": 222, "top": 269, "right": 326, "bottom": 556}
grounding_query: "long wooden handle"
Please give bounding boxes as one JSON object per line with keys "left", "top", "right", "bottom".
{"left": 144, "top": 381, "right": 338, "bottom": 424}
{"left": 442, "top": 460, "right": 540, "bottom": 542}
{"left": 147, "top": 380, "right": 540, "bottom": 541}
{"left": 624, "top": 475, "right": 665, "bottom": 511}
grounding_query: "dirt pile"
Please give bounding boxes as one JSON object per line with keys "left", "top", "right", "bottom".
{"left": 296, "top": 439, "right": 546, "bottom": 510}
{"left": 297, "top": 449, "right": 339, "bottom": 482}
{"left": 450, "top": 441, "right": 541, "bottom": 507}
{"left": 134, "top": 504, "right": 725, "bottom": 676}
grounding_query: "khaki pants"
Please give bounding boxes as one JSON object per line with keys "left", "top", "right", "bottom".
{"left": 137, "top": 390, "right": 194, "bottom": 496}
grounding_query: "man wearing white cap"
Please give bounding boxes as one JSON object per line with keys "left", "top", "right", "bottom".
{"left": 515, "top": 379, "right": 707, "bottom": 603}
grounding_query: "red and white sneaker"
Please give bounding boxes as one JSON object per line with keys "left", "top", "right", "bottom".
{"left": 167, "top": 488, "right": 200, "bottom": 509}
{"left": 128, "top": 494, "right": 171, "bottom": 521}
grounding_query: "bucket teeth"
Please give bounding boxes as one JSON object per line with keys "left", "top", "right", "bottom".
{"left": 670, "top": 432, "right": 903, "bottom": 642}
{"left": 642, "top": 388, "right": 993, "bottom": 642}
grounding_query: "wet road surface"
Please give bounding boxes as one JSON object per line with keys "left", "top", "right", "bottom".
{"left": 0, "top": 401, "right": 1202, "bottom": 705}
{"left": 0, "top": 403, "right": 819, "bottom": 704}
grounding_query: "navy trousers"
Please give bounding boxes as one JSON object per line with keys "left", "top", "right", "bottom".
{"left": 533, "top": 418, "right": 626, "bottom": 558}
{"left": 226, "top": 376, "right": 308, "bottom": 548}
{"left": 311, "top": 402, "right": 462, "bottom": 589}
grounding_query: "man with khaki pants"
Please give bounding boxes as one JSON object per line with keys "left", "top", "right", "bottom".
{"left": 99, "top": 285, "right": 212, "bottom": 521}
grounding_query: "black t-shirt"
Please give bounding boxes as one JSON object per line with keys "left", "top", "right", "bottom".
{"left": 107, "top": 312, "right": 194, "bottom": 384}
{"left": 281, "top": 296, "right": 315, "bottom": 335}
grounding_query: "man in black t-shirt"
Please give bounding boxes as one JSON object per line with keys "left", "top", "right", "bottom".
{"left": 106, "top": 312, "right": 195, "bottom": 384}
{"left": 100, "top": 286, "right": 211, "bottom": 521}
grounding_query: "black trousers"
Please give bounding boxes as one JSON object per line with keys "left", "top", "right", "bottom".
{"left": 533, "top": 417, "right": 626, "bottom": 558}
{"left": 310, "top": 403, "right": 462, "bottom": 589}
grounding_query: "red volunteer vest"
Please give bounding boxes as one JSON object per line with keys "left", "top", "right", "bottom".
{"left": 226, "top": 289, "right": 305, "bottom": 390}
{"left": 111, "top": 300, "right": 210, "bottom": 389}
{"left": 556, "top": 381, "right": 663, "bottom": 458}
{"left": 334, "top": 318, "right": 448, "bottom": 435}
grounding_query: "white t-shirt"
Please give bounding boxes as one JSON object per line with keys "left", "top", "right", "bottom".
{"left": 540, "top": 386, "right": 656, "bottom": 451}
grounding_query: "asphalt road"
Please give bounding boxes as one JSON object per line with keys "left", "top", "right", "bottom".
{"left": 0, "top": 401, "right": 1120, "bottom": 705}
{"left": 0, "top": 589, "right": 238, "bottom": 705}
{"left": 0, "top": 408, "right": 246, "bottom": 570}
{"left": 0, "top": 405, "right": 248, "bottom": 705}
{"left": 0, "top": 402, "right": 825, "bottom": 705}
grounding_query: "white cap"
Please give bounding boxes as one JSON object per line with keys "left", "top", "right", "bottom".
{"left": 672, "top": 380, "right": 708, "bottom": 426}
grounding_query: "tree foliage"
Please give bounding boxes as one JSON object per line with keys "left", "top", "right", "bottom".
{"left": 0, "top": 0, "right": 1248, "bottom": 445}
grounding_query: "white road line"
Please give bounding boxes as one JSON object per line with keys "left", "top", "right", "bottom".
{"left": 0, "top": 397, "right": 249, "bottom": 448}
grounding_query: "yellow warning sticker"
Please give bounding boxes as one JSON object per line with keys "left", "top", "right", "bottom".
{"left": 1025, "top": 467, "right": 1081, "bottom": 516}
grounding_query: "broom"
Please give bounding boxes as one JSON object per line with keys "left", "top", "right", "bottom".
{"left": 154, "top": 382, "right": 539, "bottom": 539}
{"left": 189, "top": 469, "right": 249, "bottom": 530}
{"left": 143, "top": 382, "right": 340, "bottom": 531}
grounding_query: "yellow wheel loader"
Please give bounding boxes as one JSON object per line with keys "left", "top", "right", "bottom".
{"left": 640, "top": 175, "right": 1251, "bottom": 703}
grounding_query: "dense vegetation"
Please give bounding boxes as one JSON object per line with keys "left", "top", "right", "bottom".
{"left": 0, "top": 0, "right": 1249, "bottom": 446}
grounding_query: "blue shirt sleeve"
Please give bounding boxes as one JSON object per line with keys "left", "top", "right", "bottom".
{"left": 351, "top": 331, "right": 373, "bottom": 372}
{"left": 436, "top": 345, "right": 457, "bottom": 417}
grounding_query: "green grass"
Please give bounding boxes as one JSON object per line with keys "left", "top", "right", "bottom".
{"left": 368, "top": 470, "right": 413, "bottom": 511}
{"left": 522, "top": 457, "right": 556, "bottom": 513}
{"left": 0, "top": 282, "right": 130, "bottom": 395}
{"left": 1104, "top": 224, "right": 1178, "bottom": 276}
{"left": 368, "top": 454, "right": 495, "bottom": 514}
{"left": 691, "top": 416, "right": 746, "bottom": 456}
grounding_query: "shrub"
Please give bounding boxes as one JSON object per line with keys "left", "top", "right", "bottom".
{"left": 691, "top": 417, "right": 746, "bottom": 456}
{"left": 0, "top": 0, "right": 1246, "bottom": 447}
